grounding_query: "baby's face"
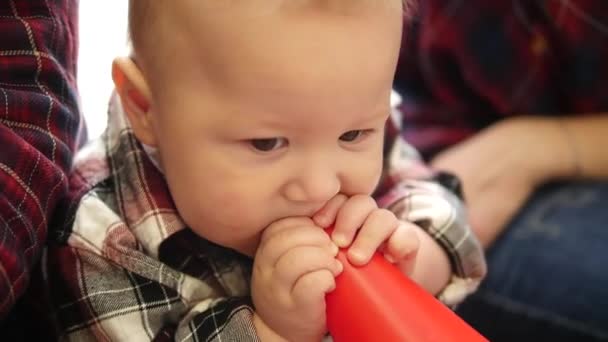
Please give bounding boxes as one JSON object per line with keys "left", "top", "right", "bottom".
{"left": 145, "top": 3, "right": 402, "bottom": 255}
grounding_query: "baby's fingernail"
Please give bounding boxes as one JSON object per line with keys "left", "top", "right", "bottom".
{"left": 314, "top": 214, "right": 328, "bottom": 227}
{"left": 330, "top": 243, "right": 339, "bottom": 256}
{"left": 332, "top": 234, "right": 349, "bottom": 248}
{"left": 348, "top": 249, "right": 368, "bottom": 265}
{"left": 334, "top": 260, "right": 343, "bottom": 274}
{"left": 384, "top": 253, "right": 396, "bottom": 263}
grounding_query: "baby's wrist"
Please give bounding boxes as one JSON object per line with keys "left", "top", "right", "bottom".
{"left": 252, "top": 313, "right": 288, "bottom": 342}
{"left": 406, "top": 223, "right": 451, "bottom": 295}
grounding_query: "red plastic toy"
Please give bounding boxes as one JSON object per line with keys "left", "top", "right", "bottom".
{"left": 325, "top": 227, "right": 488, "bottom": 342}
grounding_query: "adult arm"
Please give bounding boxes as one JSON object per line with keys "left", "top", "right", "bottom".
{"left": 432, "top": 114, "right": 608, "bottom": 247}
{"left": 0, "top": 0, "right": 83, "bottom": 317}
{"left": 395, "top": 1, "right": 608, "bottom": 247}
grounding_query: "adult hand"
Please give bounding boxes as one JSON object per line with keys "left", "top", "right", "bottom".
{"left": 430, "top": 117, "right": 573, "bottom": 247}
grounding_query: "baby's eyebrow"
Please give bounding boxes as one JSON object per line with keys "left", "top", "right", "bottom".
{"left": 351, "top": 108, "right": 391, "bottom": 126}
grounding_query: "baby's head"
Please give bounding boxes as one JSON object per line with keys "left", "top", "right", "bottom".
{"left": 113, "top": 0, "right": 404, "bottom": 256}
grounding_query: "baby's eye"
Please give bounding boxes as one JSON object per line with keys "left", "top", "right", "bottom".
{"left": 339, "top": 130, "right": 366, "bottom": 142}
{"left": 250, "top": 137, "right": 288, "bottom": 152}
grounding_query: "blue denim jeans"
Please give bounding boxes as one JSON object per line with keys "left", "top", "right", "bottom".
{"left": 457, "top": 181, "right": 608, "bottom": 341}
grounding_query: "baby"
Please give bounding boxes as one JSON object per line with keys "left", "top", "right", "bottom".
{"left": 36, "top": 1, "right": 486, "bottom": 341}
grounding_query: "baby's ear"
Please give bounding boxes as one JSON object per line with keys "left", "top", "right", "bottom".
{"left": 112, "top": 57, "right": 157, "bottom": 147}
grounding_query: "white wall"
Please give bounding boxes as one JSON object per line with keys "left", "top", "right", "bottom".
{"left": 78, "top": 2, "right": 129, "bottom": 139}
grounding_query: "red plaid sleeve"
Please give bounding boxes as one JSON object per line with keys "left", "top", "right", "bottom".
{"left": 0, "top": 0, "right": 83, "bottom": 318}
{"left": 395, "top": 0, "right": 608, "bottom": 159}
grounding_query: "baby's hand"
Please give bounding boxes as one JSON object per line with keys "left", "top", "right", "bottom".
{"left": 251, "top": 217, "right": 342, "bottom": 342}
{"left": 313, "top": 194, "right": 420, "bottom": 275}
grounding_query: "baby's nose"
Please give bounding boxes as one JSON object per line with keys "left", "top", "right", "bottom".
{"left": 283, "top": 168, "right": 340, "bottom": 205}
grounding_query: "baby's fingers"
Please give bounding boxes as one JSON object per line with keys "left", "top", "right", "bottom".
{"left": 313, "top": 194, "right": 348, "bottom": 228}
{"left": 384, "top": 221, "right": 420, "bottom": 276}
{"left": 275, "top": 246, "right": 342, "bottom": 288}
{"left": 258, "top": 224, "right": 336, "bottom": 267}
{"left": 347, "top": 209, "right": 398, "bottom": 265}
{"left": 333, "top": 195, "right": 378, "bottom": 248}
{"left": 292, "top": 269, "right": 337, "bottom": 308}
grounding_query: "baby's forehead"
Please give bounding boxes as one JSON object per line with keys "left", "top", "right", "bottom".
{"left": 128, "top": 0, "right": 403, "bottom": 46}
{"left": 130, "top": 0, "right": 403, "bottom": 96}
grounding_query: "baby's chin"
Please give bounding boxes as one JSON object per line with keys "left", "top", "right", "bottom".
{"left": 187, "top": 218, "right": 265, "bottom": 257}
{"left": 233, "top": 240, "right": 261, "bottom": 258}
{"left": 222, "top": 230, "right": 264, "bottom": 258}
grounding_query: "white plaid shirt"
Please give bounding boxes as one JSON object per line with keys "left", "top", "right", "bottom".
{"left": 36, "top": 96, "right": 486, "bottom": 341}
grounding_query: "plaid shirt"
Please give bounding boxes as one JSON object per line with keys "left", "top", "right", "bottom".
{"left": 395, "top": 0, "right": 608, "bottom": 159}
{"left": 35, "top": 95, "right": 485, "bottom": 341}
{"left": 0, "top": 0, "right": 83, "bottom": 318}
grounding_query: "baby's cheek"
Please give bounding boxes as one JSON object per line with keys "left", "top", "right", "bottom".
{"left": 340, "top": 155, "right": 381, "bottom": 195}
{"left": 358, "top": 159, "right": 384, "bottom": 195}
